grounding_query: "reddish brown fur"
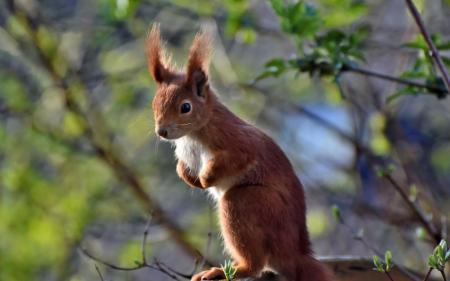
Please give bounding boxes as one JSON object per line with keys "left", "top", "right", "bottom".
{"left": 147, "top": 24, "right": 334, "bottom": 281}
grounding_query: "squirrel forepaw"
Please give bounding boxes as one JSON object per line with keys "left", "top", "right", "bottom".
{"left": 199, "top": 172, "right": 216, "bottom": 188}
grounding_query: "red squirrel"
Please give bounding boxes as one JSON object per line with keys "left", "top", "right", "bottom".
{"left": 147, "top": 24, "right": 334, "bottom": 281}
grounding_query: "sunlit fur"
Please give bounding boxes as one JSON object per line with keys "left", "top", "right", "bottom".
{"left": 147, "top": 24, "right": 334, "bottom": 281}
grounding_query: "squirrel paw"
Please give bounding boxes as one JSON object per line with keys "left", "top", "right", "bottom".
{"left": 199, "top": 173, "right": 216, "bottom": 188}
{"left": 191, "top": 267, "right": 224, "bottom": 281}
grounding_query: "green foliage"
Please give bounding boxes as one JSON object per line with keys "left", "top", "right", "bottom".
{"left": 428, "top": 240, "right": 450, "bottom": 271}
{"left": 221, "top": 260, "right": 237, "bottom": 281}
{"left": 0, "top": 73, "right": 29, "bottom": 111}
{"left": 258, "top": 0, "right": 368, "bottom": 83}
{"left": 256, "top": 26, "right": 368, "bottom": 81}
{"left": 223, "top": 0, "right": 257, "bottom": 43}
{"left": 270, "top": 0, "right": 322, "bottom": 43}
{"left": 319, "top": 0, "right": 367, "bottom": 27}
{"left": 387, "top": 34, "right": 450, "bottom": 102}
{"left": 373, "top": 250, "right": 394, "bottom": 273}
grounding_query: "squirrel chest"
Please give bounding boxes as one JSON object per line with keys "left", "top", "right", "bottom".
{"left": 174, "top": 136, "right": 210, "bottom": 174}
{"left": 174, "top": 136, "right": 229, "bottom": 199}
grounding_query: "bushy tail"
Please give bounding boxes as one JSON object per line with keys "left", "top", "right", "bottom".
{"left": 280, "top": 255, "right": 335, "bottom": 281}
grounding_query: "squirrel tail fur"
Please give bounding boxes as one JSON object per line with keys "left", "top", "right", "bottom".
{"left": 277, "top": 255, "right": 334, "bottom": 281}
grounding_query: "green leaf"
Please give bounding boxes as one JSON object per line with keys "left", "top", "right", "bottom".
{"left": 331, "top": 205, "right": 342, "bottom": 222}
{"left": 428, "top": 254, "right": 438, "bottom": 269}
{"left": 373, "top": 255, "right": 384, "bottom": 272}
{"left": 255, "top": 58, "right": 287, "bottom": 81}
{"left": 221, "top": 260, "right": 237, "bottom": 281}
{"left": 428, "top": 240, "right": 448, "bottom": 271}
{"left": 385, "top": 251, "right": 393, "bottom": 272}
{"left": 402, "top": 36, "right": 427, "bottom": 50}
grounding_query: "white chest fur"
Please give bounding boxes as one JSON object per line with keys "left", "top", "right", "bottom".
{"left": 174, "top": 136, "right": 228, "bottom": 200}
{"left": 174, "top": 136, "right": 210, "bottom": 174}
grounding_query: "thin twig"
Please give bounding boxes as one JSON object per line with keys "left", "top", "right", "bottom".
{"left": 154, "top": 259, "right": 192, "bottom": 279}
{"left": 440, "top": 270, "right": 447, "bottom": 281}
{"left": 384, "top": 174, "right": 441, "bottom": 244}
{"left": 386, "top": 272, "right": 396, "bottom": 281}
{"left": 142, "top": 216, "right": 153, "bottom": 265}
{"left": 403, "top": 0, "right": 450, "bottom": 95}
{"left": 343, "top": 65, "right": 447, "bottom": 98}
{"left": 81, "top": 248, "right": 145, "bottom": 271}
{"left": 95, "top": 265, "right": 106, "bottom": 281}
{"left": 81, "top": 247, "right": 184, "bottom": 280}
{"left": 337, "top": 209, "right": 419, "bottom": 281}
{"left": 423, "top": 268, "right": 433, "bottom": 281}
{"left": 80, "top": 216, "right": 192, "bottom": 280}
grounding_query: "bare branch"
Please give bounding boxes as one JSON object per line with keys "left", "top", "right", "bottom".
{"left": 81, "top": 247, "right": 145, "bottom": 271}
{"left": 80, "top": 216, "right": 193, "bottom": 281}
{"left": 342, "top": 65, "right": 447, "bottom": 98}
{"left": 95, "top": 265, "right": 106, "bottom": 281}
{"left": 384, "top": 174, "right": 441, "bottom": 244}
{"left": 142, "top": 217, "right": 153, "bottom": 265}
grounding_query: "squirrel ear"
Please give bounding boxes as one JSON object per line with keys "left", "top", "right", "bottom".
{"left": 146, "top": 23, "right": 173, "bottom": 84}
{"left": 186, "top": 30, "right": 212, "bottom": 97}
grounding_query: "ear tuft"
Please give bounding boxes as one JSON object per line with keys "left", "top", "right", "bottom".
{"left": 146, "top": 23, "right": 173, "bottom": 83}
{"left": 186, "top": 30, "right": 212, "bottom": 93}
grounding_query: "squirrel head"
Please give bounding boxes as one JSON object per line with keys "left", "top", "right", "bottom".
{"left": 147, "top": 24, "right": 213, "bottom": 140}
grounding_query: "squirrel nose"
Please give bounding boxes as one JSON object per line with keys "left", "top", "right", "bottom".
{"left": 157, "top": 127, "right": 168, "bottom": 138}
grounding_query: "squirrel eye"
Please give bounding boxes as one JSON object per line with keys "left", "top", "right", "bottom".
{"left": 180, "top": 102, "right": 191, "bottom": 114}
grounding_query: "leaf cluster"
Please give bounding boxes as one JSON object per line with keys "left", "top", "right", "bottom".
{"left": 221, "top": 260, "right": 237, "bottom": 281}
{"left": 388, "top": 34, "right": 450, "bottom": 102}
{"left": 428, "top": 240, "right": 450, "bottom": 271}
{"left": 373, "top": 251, "right": 393, "bottom": 273}
{"left": 257, "top": 1, "right": 368, "bottom": 81}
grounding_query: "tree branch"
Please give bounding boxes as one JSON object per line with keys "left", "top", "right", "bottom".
{"left": 384, "top": 174, "right": 441, "bottom": 244}
{"left": 81, "top": 217, "right": 191, "bottom": 281}
{"left": 403, "top": 0, "right": 450, "bottom": 95}
{"left": 342, "top": 64, "right": 448, "bottom": 98}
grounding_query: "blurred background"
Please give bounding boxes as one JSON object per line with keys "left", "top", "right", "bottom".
{"left": 0, "top": 0, "right": 449, "bottom": 280}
